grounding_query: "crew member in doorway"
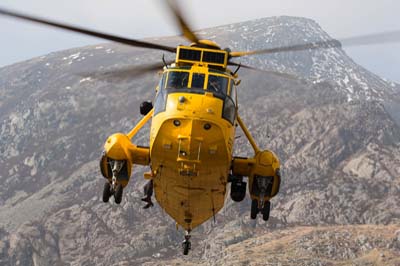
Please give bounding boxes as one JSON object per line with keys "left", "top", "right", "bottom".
{"left": 141, "top": 180, "right": 154, "bottom": 209}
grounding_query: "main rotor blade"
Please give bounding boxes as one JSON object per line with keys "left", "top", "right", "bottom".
{"left": 77, "top": 61, "right": 173, "bottom": 81}
{"left": 228, "top": 61, "right": 301, "bottom": 80}
{"left": 0, "top": 7, "right": 176, "bottom": 53}
{"left": 230, "top": 29, "right": 400, "bottom": 58}
{"left": 165, "top": 0, "right": 200, "bottom": 44}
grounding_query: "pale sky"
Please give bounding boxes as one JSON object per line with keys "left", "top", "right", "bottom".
{"left": 0, "top": 0, "right": 399, "bottom": 82}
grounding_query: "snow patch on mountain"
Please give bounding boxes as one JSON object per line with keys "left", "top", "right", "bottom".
{"left": 201, "top": 16, "right": 396, "bottom": 101}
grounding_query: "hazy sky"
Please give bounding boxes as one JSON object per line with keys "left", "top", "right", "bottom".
{"left": 0, "top": 0, "right": 399, "bottom": 82}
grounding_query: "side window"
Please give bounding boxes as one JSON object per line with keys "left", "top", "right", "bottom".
{"left": 207, "top": 75, "right": 228, "bottom": 95}
{"left": 191, "top": 73, "right": 205, "bottom": 89}
{"left": 158, "top": 72, "right": 167, "bottom": 89}
{"left": 230, "top": 80, "right": 237, "bottom": 105}
{"left": 223, "top": 98, "right": 236, "bottom": 124}
{"left": 154, "top": 73, "right": 167, "bottom": 115}
{"left": 166, "top": 71, "right": 189, "bottom": 89}
{"left": 154, "top": 88, "right": 167, "bottom": 116}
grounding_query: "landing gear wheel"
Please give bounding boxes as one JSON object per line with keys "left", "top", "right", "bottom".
{"left": 102, "top": 182, "right": 111, "bottom": 203}
{"left": 114, "top": 184, "right": 123, "bottom": 204}
{"left": 182, "top": 240, "right": 191, "bottom": 255}
{"left": 230, "top": 181, "right": 247, "bottom": 202}
{"left": 250, "top": 199, "right": 259, "bottom": 219}
{"left": 262, "top": 201, "right": 271, "bottom": 221}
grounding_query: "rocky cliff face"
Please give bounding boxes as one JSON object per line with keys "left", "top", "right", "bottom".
{"left": 0, "top": 16, "right": 399, "bottom": 265}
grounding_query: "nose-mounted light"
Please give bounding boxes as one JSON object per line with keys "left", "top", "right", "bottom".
{"left": 173, "top": 120, "right": 181, "bottom": 127}
{"left": 204, "top": 123, "right": 211, "bottom": 130}
{"left": 179, "top": 96, "right": 185, "bottom": 103}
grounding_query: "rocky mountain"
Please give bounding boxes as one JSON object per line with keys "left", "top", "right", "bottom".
{"left": 0, "top": 16, "right": 399, "bottom": 265}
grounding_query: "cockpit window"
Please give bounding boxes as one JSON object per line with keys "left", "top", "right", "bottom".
{"left": 207, "top": 75, "right": 228, "bottom": 95}
{"left": 158, "top": 72, "right": 167, "bottom": 89}
{"left": 191, "top": 73, "right": 205, "bottom": 89}
{"left": 230, "top": 81, "right": 236, "bottom": 104}
{"left": 166, "top": 71, "right": 189, "bottom": 89}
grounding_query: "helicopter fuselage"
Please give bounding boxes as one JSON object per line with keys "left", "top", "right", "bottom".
{"left": 150, "top": 92, "right": 235, "bottom": 228}
{"left": 149, "top": 66, "right": 236, "bottom": 229}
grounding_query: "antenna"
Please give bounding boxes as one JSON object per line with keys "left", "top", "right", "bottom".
{"left": 162, "top": 54, "right": 169, "bottom": 68}
{"left": 232, "top": 63, "right": 241, "bottom": 75}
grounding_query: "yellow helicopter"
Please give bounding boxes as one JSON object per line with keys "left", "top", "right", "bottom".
{"left": 1, "top": 0, "right": 399, "bottom": 255}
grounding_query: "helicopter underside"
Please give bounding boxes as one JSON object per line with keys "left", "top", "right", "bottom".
{"left": 150, "top": 117, "right": 232, "bottom": 230}
{"left": 153, "top": 161, "right": 228, "bottom": 230}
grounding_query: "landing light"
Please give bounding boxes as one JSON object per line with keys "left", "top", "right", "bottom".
{"left": 204, "top": 123, "right": 211, "bottom": 130}
{"left": 173, "top": 120, "right": 181, "bottom": 127}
